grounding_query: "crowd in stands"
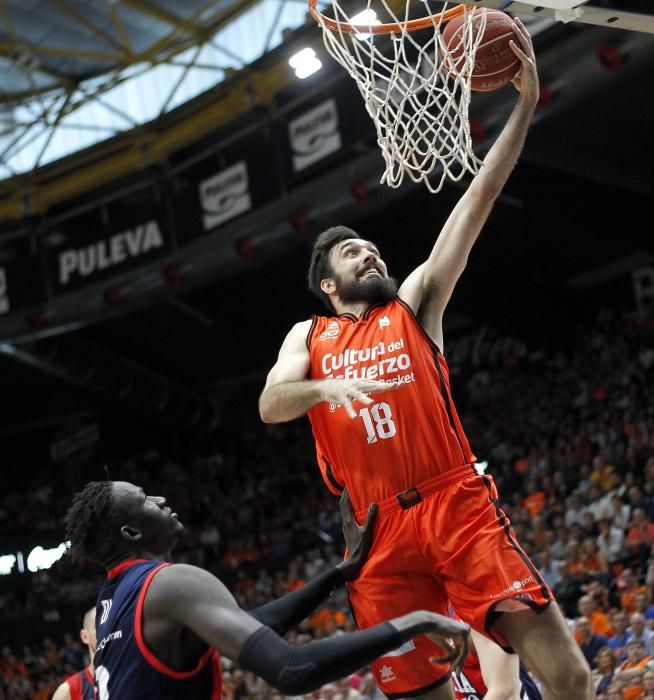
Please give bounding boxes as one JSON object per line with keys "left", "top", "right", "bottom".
{"left": 1, "top": 304, "right": 654, "bottom": 699}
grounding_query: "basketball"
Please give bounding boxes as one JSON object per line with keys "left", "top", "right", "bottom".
{"left": 442, "top": 8, "right": 520, "bottom": 92}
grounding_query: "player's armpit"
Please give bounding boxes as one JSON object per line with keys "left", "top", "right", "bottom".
{"left": 144, "top": 563, "right": 263, "bottom": 661}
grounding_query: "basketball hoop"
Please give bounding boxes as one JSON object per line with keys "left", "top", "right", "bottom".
{"left": 308, "top": 0, "right": 486, "bottom": 192}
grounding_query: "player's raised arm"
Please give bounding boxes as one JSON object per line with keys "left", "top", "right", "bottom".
{"left": 259, "top": 320, "right": 397, "bottom": 423}
{"left": 398, "top": 18, "right": 539, "bottom": 350}
{"left": 146, "top": 563, "right": 469, "bottom": 695}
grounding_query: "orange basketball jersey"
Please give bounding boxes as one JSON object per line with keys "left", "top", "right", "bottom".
{"left": 307, "top": 298, "right": 475, "bottom": 513}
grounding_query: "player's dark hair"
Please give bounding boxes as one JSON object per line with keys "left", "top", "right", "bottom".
{"left": 308, "top": 226, "right": 359, "bottom": 309}
{"left": 65, "top": 481, "right": 120, "bottom": 566}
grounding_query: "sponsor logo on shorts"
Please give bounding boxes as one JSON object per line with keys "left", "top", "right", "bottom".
{"left": 489, "top": 575, "right": 534, "bottom": 599}
{"left": 379, "top": 665, "right": 396, "bottom": 683}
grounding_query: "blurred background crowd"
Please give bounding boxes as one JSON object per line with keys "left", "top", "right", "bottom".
{"left": 1, "top": 304, "right": 654, "bottom": 699}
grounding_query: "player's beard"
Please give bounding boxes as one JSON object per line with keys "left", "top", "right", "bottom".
{"left": 335, "top": 272, "right": 398, "bottom": 305}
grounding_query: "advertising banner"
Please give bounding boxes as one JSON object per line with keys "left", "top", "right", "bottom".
{"left": 288, "top": 98, "right": 342, "bottom": 172}
{"left": 47, "top": 217, "right": 170, "bottom": 293}
{"left": 199, "top": 160, "right": 252, "bottom": 231}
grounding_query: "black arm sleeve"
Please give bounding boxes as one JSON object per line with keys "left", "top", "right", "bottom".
{"left": 247, "top": 567, "right": 345, "bottom": 635}
{"left": 238, "top": 623, "right": 402, "bottom": 695}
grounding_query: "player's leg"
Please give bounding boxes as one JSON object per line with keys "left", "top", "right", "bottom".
{"left": 428, "top": 474, "right": 591, "bottom": 700}
{"left": 472, "top": 629, "right": 522, "bottom": 700}
{"left": 494, "top": 604, "right": 592, "bottom": 700}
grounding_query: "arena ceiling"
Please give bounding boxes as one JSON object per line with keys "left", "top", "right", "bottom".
{"left": 0, "top": 0, "right": 310, "bottom": 176}
{"left": 0, "top": 1, "right": 652, "bottom": 180}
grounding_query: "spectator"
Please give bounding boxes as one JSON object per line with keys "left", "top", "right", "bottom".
{"left": 627, "top": 509, "right": 654, "bottom": 571}
{"left": 598, "top": 518, "right": 627, "bottom": 565}
{"left": 633, "top": 592, "right": 654, "bottom": 629}
{"left": 637, "top": 669, "right": 654, "bottom": 699}
{"left": 605, "top": 686, "right": 625, "bottom": 700}
{"left": 577, "top": 594, "right": 613, "bottom": 638}
{"left": 612, "top": 495, "right": 632, "bottom": 531}
{"left": 592, "top": 646, "right": 618, "bottom": 697}
{"left": 627, "top": 488, "right": 654, "bottom": 523}
{"left": 523, "top": 480, "right": 546, "bottom": 517}
{"left": 591, "top": 455, "right": 616, "bottom": 494}
{"left": 537, "top": 549, "right": 563, "bottom": 588}
{"left": 566, "top": 493, "right": 586, "bottom": 528}
{"left": 550, "top": 527, "right": 569, "bottom": 561}
{"left": 621, "top": 570, "right": 649, "bottom": 614}
{"left": 576, "top": 616, "right": 609, "bottom": 669}
{"left": 613, "top": 640, "right": 653, "bottom": 700}
{"left": 609, "top": 611, "right": 631, "bottom": 662}
{"left": 580, "top": 537, "right": 609, "bottom": 576}
{"left": 627, "top": 613, "right": 654, "bottom": 656}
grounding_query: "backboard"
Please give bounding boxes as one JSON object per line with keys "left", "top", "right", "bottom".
{"left": 469, "top": 1, "right": 654, "bottom": 34}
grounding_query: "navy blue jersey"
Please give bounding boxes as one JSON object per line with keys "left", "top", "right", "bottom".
{"left": 64, "top": 666, "right": 94, "bottom": 700}
{"left": 518, "top": 664, "right": 542, "bottom": 700}
{"left": 454, "top": 655, "right": 541, "bottom": 700}
{"left": 94, "top": 558, "right": 222, "bottom": 700}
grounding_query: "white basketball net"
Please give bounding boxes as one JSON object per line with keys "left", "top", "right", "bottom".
{"left": 313, "top": 2, "right": 487, "bottom": 192}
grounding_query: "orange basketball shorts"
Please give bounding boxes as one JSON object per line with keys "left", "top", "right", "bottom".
{"left": 347, "top": 465, "right": 552, "bottom": 698}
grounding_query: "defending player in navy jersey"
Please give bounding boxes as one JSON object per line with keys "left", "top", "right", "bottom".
{"left": 52, "top": 607, "right": 96, "bottom": 700}
{"left": 452, "top": 630, "right": 541, "bottom": 700}
{"left": 64, "top": 481, "right": 469, "bottom": 699}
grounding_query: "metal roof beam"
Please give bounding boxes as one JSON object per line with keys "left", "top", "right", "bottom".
{"left": 121, "top": 0, "right": 206, "bottom": 40}
{"left": 0, "top": 41, "right": 120, "bottom": 62}
{"left": 50, "top": 0, "right": 130, "bottom": 55}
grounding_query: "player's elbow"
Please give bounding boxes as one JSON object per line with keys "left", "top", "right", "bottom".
{"left": 258, "top": 392, "right": 278, "bottom": 424}
{"left": 275, "top": 665, "right": 322, "bottom": 695}
{"left": 470, "top": 179, "right": 502, "bottom": 204}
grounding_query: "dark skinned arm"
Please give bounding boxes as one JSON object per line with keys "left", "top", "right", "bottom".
{"left": 249, "top": 489, "right": 377, "bottom": 634}
{"left": 145, "top": 563, "right": 469, "bottom": 695}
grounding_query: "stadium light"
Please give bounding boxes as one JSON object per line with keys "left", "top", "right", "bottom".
{"left": 27, "top": 541, "right": 70, "bottom": 573}
{"left": 350, "top": 9, "right": 381, "bottom": 40}
{"left": 289, "top": 48, "right": 322, "bottom": 79}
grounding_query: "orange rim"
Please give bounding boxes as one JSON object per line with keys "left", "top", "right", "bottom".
{"left": 308, "top": 0, "right": 468, "bottom": 35}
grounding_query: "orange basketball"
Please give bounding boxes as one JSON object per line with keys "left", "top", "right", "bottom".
{"left": 441, "top": 8, "right": 520, "bottom": 92}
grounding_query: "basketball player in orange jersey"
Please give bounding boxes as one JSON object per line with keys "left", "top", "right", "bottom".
{"left": 260, "top": 17, "right": 591, "bottom": 700}
{"left": 52, "top": 607, "right": 96, "bottom": 700}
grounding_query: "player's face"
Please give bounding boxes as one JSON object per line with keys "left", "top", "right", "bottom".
{"left": 326, "top": 239, "right": 397, "bottom": 305}
{"left": 113, "top": 481, "right": 184, "bottom": 555}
